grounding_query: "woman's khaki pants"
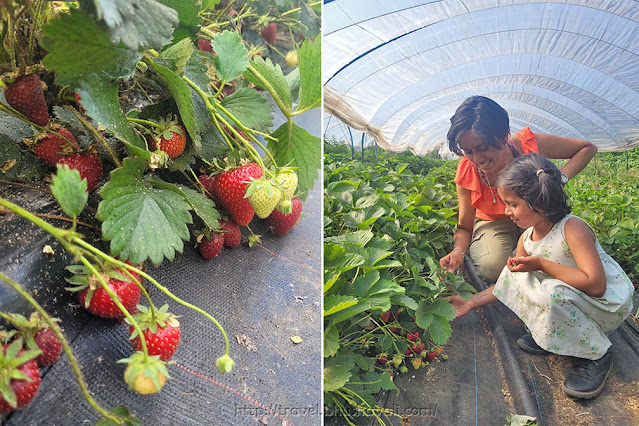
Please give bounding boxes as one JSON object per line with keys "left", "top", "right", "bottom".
{"left": 468, "top": 218, "right": 522, "bottom": 283}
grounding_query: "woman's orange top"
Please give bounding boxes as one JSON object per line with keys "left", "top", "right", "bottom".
{"left": 454, "top": 127, "right": 539, "bottom": 221}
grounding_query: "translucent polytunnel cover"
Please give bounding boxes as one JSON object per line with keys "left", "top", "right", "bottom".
{"left": 323, "top": 0, "right": 639, "bottom": 156}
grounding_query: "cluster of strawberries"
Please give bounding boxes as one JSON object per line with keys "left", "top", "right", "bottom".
{"left": 4, "top": 73, "right": 103, "bottom": 191}
{"left": 196, "top": 163, "right": 303, "bottom": 259}
{"left": 375, "top": 310, "right": 445, "bottom": 374}
{"left": 0, "top": 313, "right": 62, "bottom": 413}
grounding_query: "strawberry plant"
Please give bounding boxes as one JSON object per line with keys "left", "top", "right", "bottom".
{"left": 1, "top": 0, "right": 320, "bottom": 422}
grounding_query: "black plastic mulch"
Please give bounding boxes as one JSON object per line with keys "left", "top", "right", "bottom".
{"left": 0, "top": 178, "right": 322, "bottom": 426}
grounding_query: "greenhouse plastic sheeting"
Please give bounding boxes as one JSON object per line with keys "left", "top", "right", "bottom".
{"left": 0, "top": 177, "right": 322, "bottom": 425}
{"left": 324, "top": 0, "right": 639, "bottom": 156}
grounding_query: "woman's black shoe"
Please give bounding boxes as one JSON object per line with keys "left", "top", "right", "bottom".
{"left": 562, "top": 351, "right": 613, "bottom": 399}
{"left": 516, "top": 334, "right": 551, "bottom": 355}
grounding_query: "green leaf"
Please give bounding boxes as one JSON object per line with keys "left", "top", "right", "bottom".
{"left": 150, "top": 59, "right": 199, "bottom": 147}
{"left": 97, "top": 158, "right": 192, "bottom": 265}
{"left": 50, "top": 164, "right": 88, "bottom": 218}
{"left": 324, "top": 359, "right": 352, "bottom": 393}
{"left": 269, "top": 122, "right": 320, "bottom": 200}
{"left": 324, "top": 295, "right": 358, "bottom": 316}
{"left": 325, "top": 230, "right": 374, "bottom": 246}
{"left": 429, "top": 315, "right": 452, "bottom": 345}
{"left": 351, "top": 353, "right": 374, "bottom": 372}
{"left": 245, "top": 56, "right": 292, "bottom": 112}
{"left": 390, "top": 295, "right": 419, "bottom": 311}
{"left": 378, "top": 335, "right": 393, "bottom": 352}
{"left": 82, "top": 0, "right": 179, "bottom": 51}
{"left": 177, "top": 186, "right": 221, "bottom": 231}
{"left": 426, "top": 298, "right": 457, "bottom": 320}
{"left": 40, "top": 9, "right": 142, "bottom": 83}
{"left": 329, "top": 295, "right": 391, "bottom": 324}
{"left": 220, "top": 88, "right": 274, "bottom": 132}
{"left": 160, "top": 38, "right": 194, "bottom": 74}
{"left": 75, "top": 74, "right": 145, "bottom": 149}
{"left": 296, "top": 36, "right": 321, "bottom": 112}
{"left": 353, "top": 270, "right": 380, "bottom": 298}
{"left": 300, "top": 2, "right": 321, "bottom": 40}
{"left": 324, "top": 325, "right": 340, "bottom": 357}
{"left": 211, "top": 31, "right": 250, "bottom": 82}
{"left": 156, "top": 0, "right": 201, "bottom": 42}
{"left": 95, "top": 405, "right": 142, "bottom": 426}
{"left": 367, "top": 279, "right": 405, "bottom": 298}
{"left": 415, "top": 311, "right": 434, "bottom": 330}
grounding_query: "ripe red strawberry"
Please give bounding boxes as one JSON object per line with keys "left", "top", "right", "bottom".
{"left": 260, "top": 22, "right": 277, "bottom": 44}
{"left": 212, "top": 163, "right": 262, "bottom": 226}
{"left": 197, "top": 38, "right": 213, "bottom": 52}
{"left": 33, "top": 328, "right": 61, "bottom": 367}
{"left": 426, "top": 351, "right": 437, "bottom": 363}
{"left": 4, "top": 74, "right": 49, "bottom": 126}
{"left": 220, "top": 219, "right": 241, "bottom": 247}
{"left": 33, "top": 127, "right": 79, "bottom": 166}
{"left": 406, "top": 331, "right": 420, "bottom": 342}
{"left": 198, "top": 233, "right": 224, "bottom": 260}
{"left": 198, "top": 174, "right": 218, "bottom": 201}
{"left": 266, "top": 197, "right": 302, "bottom": 235}
{"left": 76, "top": 270, "right": 141, "bottom": 319}
{"left": 152, "top": 124, "right": 186, "bottom": 158}
{"left": 128, "top": 305, "right": 180, "bottom": 361}
{"left": 404, "top": 348, "right": 413, "bottom": 358}
{"left": 389, "top": 327, "right": 401, "bottom": 334}
{"left": 0, "top": 340, "right": 41, "bottom": 413}
{"left": 412, "top": 342, "right": 426, "bottom": 356}
{"left": 377, "top": 354, "right": 388, "bottom": 364}
{"left": 57, "top": 153, "right": 102, "bottom": 191}
{"left": 380, "top": 310, "right": 391, "bottom": 322}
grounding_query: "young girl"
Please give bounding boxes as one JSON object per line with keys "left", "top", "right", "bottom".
{"left": 448, "top": 152, "right": 634, "bottom": 399}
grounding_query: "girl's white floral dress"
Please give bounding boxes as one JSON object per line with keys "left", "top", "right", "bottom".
{"left": 493, "top": 214, "right": 634, "bottom": 359}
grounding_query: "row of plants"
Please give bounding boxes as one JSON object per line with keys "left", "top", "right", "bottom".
{"left": 1, "top": 0, "right": 320, "bottom": 423}
{"left": 323, "top": 155, "right": 476, "bottom": 424}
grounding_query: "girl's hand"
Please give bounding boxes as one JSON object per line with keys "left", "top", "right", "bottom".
{"left": 445, "top": 295, "right": 473, "bottom": 318}
{"left": 507, "top": 256, "right": 542, "bottom": 272}
{"left": 440, "top": 248, "right": 464, "bottom": 273}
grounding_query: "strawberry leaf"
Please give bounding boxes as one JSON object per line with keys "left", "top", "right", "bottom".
{"left": 97, "top": 158, "right": 192, "bottom": 265}
{"left": 268, "top": 122, "right": 320, "bottom": 201}
{"left": 300, "top": 2, "right": 321, "bottom": 40}
{"left": 324, "top": 324, "right": 340, "bottom": 357}
{"left": 296, "top": 36, "right": 321, "bottom": 113}
{"left": 40, "top": 9, "right": 142, "bottom": 83}
{"left": 428, "top": 315, "right": 452, "bottom": 345}
{"left": 244, "top": 56, "right": 292, "bottom": 112}
{"left": 156, "top": 0, "right": 202, "bottom": 43}
{"left": 159, "top": 38, "right": 194, "bottom": 75}
{"left": 211, "top": 31, "right": 250, "bottom": 83}
{"left": 50, "top": 164, "right": 88, "bottom": 219}
{"left": 95, "top": 405, "right": 142, "bottom": 426}
{"left": 79, "top": 0, "right": 179, "bottom": 51}
{"left": 75, "top": 74, "right": 145, "bottom": 150}
{"left": 220, "top": 88, "right": 274, "bottom": 132}
{"left": 324, "top": 355, "right": 353, "bottom": 392}
{"left": 150, "top": 59, "right": 200, "bottom": 148}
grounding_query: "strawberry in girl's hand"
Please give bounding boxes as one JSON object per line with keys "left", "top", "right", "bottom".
{"left": 266, "top": 197, "right": 302, "bottom": 235}
{"left": 0, "top": 340, "right": 42, "bottom": 413}
{"left": 34, "top": 127, "right": 79, "bottom": 166}
{"left": 4, "top": 74, "right": 49, "bottom": 126}
{"left": 219, "top": 219, "right": 241, "bottom": 247}
{"left": 260, "top": 22, "right": 277, "bottom": 44}
{"left": 198, "top": 233, "right": 224, "bottom": 260}
{"left": 66, "top": 265, "right": 141, "bottom": 319}
{"left": 57, "top": 153, "right": 102, "bottom": 191}
{"left": 127, "top": 304, "right": 180, "bottom": 361}
{"left": 152, "top": 123, "right": 186, "bottom": 158}
{"left": 212, "top": 163, "right": 263, "bottom": 226}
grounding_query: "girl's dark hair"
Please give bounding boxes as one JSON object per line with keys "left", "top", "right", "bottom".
{"left": 497, "top": 153, "right": 571, "bottom": 223}
{"left": 447, "top": 96, "right": 510, "bottom": 156}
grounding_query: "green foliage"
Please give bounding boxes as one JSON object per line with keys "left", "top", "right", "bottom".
{"left": 211, "top": 31, "right": 250, "bottom": 82}
{"left": 50, "top": 164, "right": 88, "bottom": 220}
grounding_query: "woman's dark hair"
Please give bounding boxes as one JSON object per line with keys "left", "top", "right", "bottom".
{"left": 447, "top": 96, "right": 510, "bottom": 156}
{"left": 497, "top": 153, "right": 571, "bottom": 223}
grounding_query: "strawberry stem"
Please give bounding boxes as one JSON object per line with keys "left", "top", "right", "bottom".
{"left": 5, "top": 11, "right": 17, "bottom": 71}
{"left": 65, "top": 106, "right": 122, "bottom": 168}
{"left": 127, "top": 117, "right": 163, "bottom": 129}
{"left": 80, "top": 258, "right": 150, "bottom": 362}
{"left": 0, "top": 272, "right": 128, "bottom": 425}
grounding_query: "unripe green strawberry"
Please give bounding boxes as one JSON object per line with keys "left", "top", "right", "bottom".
{"left": 119, "top": 352, "right": 169, "bottom": 395}
{"left": 245, "top": 178, "right": 282, "bottom": 219}
{"left": 276, "top": 169, "right": 298, "bottom": 201}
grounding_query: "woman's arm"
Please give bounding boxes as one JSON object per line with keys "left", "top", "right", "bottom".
{"left": 508, "top": 218, "right": 607, "bottom": 297}
{"left": 534, "top": 133, "right": 597, "bottom": 180}
{"left": 440, "top": 184, "right": 475, "bottom": 272}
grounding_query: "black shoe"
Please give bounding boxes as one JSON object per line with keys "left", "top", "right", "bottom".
{"left": 562, "top": 352, "right": 613, "bottom": 399}
{"left": 517, "top": 334, "right": 551, "bottom": 355}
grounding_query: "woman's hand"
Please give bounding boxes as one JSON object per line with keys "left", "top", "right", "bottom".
{"left": 507, "top": 256, "right": 542, "bottom": 272}
{"left": 446, "top": 295, "right": 474, "bottom": 318}
{"left": 440, "top": 248, "right": 465, "bottom": 273}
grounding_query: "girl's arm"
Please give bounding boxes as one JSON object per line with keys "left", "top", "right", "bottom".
{"left": 533, "top": 133, "right": 597, "bottom": 180}
{"left": 440, "top": 184, "right": 475, "bottom": 272}
{"left": 509, "top": 218, "right": 607, "bottom": 297}
{"left": 447, "top": 284, "right": 499, "bottom": 318}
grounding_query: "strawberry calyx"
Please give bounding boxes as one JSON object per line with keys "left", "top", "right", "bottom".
{"left": 0, "top": 339, "right": 41, "bottom": 409}
{"left": 125, "top": 304, "right": 180, "bottom": 341}
{"left": 118, "top": 351, "right": 170, "bottom": 395}
{"left": 64, "top": 264, "right": 139, "bottom": 310}
{"left": 0, "top": 313, "right": 61, "bottom": 362}
{"left": 215, "top": 354, "right": 235, "bottom": 374}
